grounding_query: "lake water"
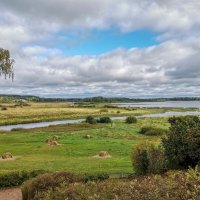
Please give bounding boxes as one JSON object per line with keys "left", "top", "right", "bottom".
{"left": 113, "top": 101, "right": 200, "bottom": 108}
{"left": 0, "top": 111, "right": 200, "bottom": 131}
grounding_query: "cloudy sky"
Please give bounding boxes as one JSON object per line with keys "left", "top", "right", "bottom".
{"left": 0, "top": 0, "right": 200, "bottom": 98}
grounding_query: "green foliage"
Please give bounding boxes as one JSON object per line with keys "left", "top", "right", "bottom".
{"left": 22, "top": 172, "right": 82, "bottom": 200}
{"left": 97, "top": 117, "right": 112, "bottom": 123}
{"left": 0, "top": 48, "right": 14, "bottom": 79}
{"left": 85, "top": 115, "right": 97, "bottom": 124}
{"left": 147, "top": 145, "right": 166, "bottom": 174}
{"left": 126, "top": 116, "right": 137, "bottom": 124}
{"left": 162, "top": 116, "right": 200, "bottom": 169}
{"left": 131, "top": 143, "right": 150, "bottom": 175}
{"left": 132, "top": 143, "right": 166, "bottom": 175}
{"left": 139, "top": 126, "right": 166, "bottom": 136}
{"left": 84, "top": 173, "right": 109, "bottom": 182}
{"left": 0, "top": 170, "right": 46, "bottom": 188}
{"left": 30, "top": 169, "right": 200, "bottom": 200}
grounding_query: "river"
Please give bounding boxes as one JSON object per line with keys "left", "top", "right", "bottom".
{"left": 113, "top": 101, "right": 200, "bottom": 108}
{"left": 0, "top": 111, "right": 200, "bottom": 131}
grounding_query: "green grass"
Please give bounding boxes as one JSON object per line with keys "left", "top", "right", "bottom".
{"left": 0, "top": 118, "right": 169, "bottom": 174}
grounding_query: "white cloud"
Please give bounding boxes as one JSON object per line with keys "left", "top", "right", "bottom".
{"left": 0, "top": 39, "right": 199, "bottom": 97}
{"left": 0, "top": 0, "right": 199, "bottom": 97}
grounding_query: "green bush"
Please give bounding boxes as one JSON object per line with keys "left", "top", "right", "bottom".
{"left": 162, "top": 116, "right": 200, "bottom": 169}
{"left": 126, "top": 116, "right": 137, "bottom": 124}
{"left": 0, "top": 170, "right": 46, "bottom": 188}
{"left": 147, "top": 145, "right": 166, "bottom": 174}
{"left": 85, "top": 115, "right": 97, "bottom": 124}
{"left": 22, "top": 172, "right": 82, "bottom": 200}
{"left": 97, "top": 117, "right": 112, "bottom": 123}
{"left": 34, "top": 169, "right": 200, "bottom": 200}
{"left": 131, "top": 143, "right": 150, "bottom": 175}
{"left": 84, "top": 173, "right": 109, "bottom": 182}
{"left": 139, "top": 126, "right": 166, "bottom": 136}
{"left": 131, "top": 143, "right": 166, "bottom": 175}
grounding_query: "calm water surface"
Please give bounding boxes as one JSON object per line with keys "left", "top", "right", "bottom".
{"left": 113, "top": 101, "right": 200, "bottom": 108}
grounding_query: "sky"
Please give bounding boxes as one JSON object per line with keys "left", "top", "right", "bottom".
{"left": 0, "top": 0, "right": 200, "bottom": 98}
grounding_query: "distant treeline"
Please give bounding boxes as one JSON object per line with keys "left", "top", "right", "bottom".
{"left": 0, "top": 95, "right": 200, "bottom": 103}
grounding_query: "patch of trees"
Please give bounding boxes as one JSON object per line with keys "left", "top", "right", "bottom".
{"left": 1, "top": 95, "right": 200, "bottom": 103}
{"left": 132, "top": 116, "right": 200, "bottom": 175}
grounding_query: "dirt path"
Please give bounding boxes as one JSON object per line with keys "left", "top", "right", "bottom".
{"left": 0, "top": 188, "right": 22, "bottom": 200}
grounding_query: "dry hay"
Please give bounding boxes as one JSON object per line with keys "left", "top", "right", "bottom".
{"left": 93, "top": 151, "right": 112, "bottom": 159}
{"left": 1, "top": 152, "right": 12, "bottom": 159}
{"left": 0, "top": 152, "right": 21, "bottom": 161}
{"left": 45, "top": 136, "right": 61, "bottom": 146}
{"left": 83, "top": 134, "right": 92, "bottom": 139}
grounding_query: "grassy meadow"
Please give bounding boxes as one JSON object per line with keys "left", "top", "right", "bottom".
{"left": 0, "top": 115, "right": 168, "bottom": 174}
{"left": 0, "top": 102, "right": 196, "bottom": 126}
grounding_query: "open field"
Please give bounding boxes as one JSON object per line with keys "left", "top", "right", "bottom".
{"left": 0, "top": 102, "right": 197, "bottom": 126}
{"left": 0, "top": 117, "right": 168, "bottom": 174}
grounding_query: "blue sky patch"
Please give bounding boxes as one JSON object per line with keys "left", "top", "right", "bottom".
{"left": 55, "top": 29, "right": 159, "bottom": 55}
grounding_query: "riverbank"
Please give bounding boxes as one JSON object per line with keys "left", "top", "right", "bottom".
{"left": 1, "top": 111, "right": 200, "bottom": 131}
{"left": 0, "top": 102, "right": 198, "bottom": 126}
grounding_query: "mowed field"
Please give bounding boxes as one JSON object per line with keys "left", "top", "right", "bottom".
{"left": 0, "top": 116, "right": 169, "bottom": 174}
{"left": 0, "top": 102, "right": 194, "bottom": 125}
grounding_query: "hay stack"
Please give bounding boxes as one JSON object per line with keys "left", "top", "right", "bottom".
{"left": 98, "top": 151, "right": 109, "bottom": 157}
{"left": 45, "top": 136, "right": 60, "bottom": 146}
{"left": 2, "top": 152, "right": 13, "bottom": 159}
{"left": 83, "top": 134, "right": 92, "bottom": 139}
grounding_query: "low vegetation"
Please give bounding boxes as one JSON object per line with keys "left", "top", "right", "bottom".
{"left": 0, "top": 170, "right": 46, "bottom": 188}
{"left": 163, "top": 116, "right": 200, "bottom": 169}
{"left": 97, "top": 116, "right": 112, "bottom": 123}
{"left": 131, "top": 143, "right": 166, "bottom": 175}
{"left": 0, "top": 101, "right": 195, "bottom": 126}
{"left": 85, "top": 115, "right": 97, "bottom": 124}
{"left": 126, "top": 116, "right": 137, "bottom": 124}
{"left": 0, "top": 118, "right": 164, "bottom": 174}
{"left": 0, "top": 102, "right": 199, "bottom": 200}
{"left": 21, "top": 167, "right": 200, "bottom": 200}
{"left": 139, "top": 126, "right": 166, "bottom": 136}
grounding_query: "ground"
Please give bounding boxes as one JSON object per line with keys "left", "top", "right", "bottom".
{"left": 0, "top": 117, "right": 168, "bottom": 174}
{"left": 0, "top": 188, "right": 22, "bottom": 200}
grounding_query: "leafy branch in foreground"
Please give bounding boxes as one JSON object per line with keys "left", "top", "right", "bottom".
{"left": 0, "top": 48, "right": 14, "bottom": 79}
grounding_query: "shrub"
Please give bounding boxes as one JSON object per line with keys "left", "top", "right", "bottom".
{"left": 0, "top": 170, "right": 46, "bottom": 188}
{"left": 162, "top": 116, "right": 200, "bottom": 169}
{"left": 34, "top": 169, "right": 200, "bottom": 200}
{"left": 22, "top": 172, "right": 82, "bottom": 200}
{"left": 132, "top": 143, "right": 166, "bottom": 175}
{"left": 85, "top": 115, "right": 97, "bottom": 124}
{"left": 147, "top": 145, "right": 166, "bottom": 174}
{"left": 139, "top": 126, "right": 166, "bottom": 136}
{"left": 97, "top": 117, "right": 112, "bottom": 123}
{"left": 131, "top": 143, "right": 149, "bottom": 175}
{"left": 84, "top": 173, "right": 109, "bottom": 182}
{"left": 126, "top": 116, "right": 137, "bottom": 124}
